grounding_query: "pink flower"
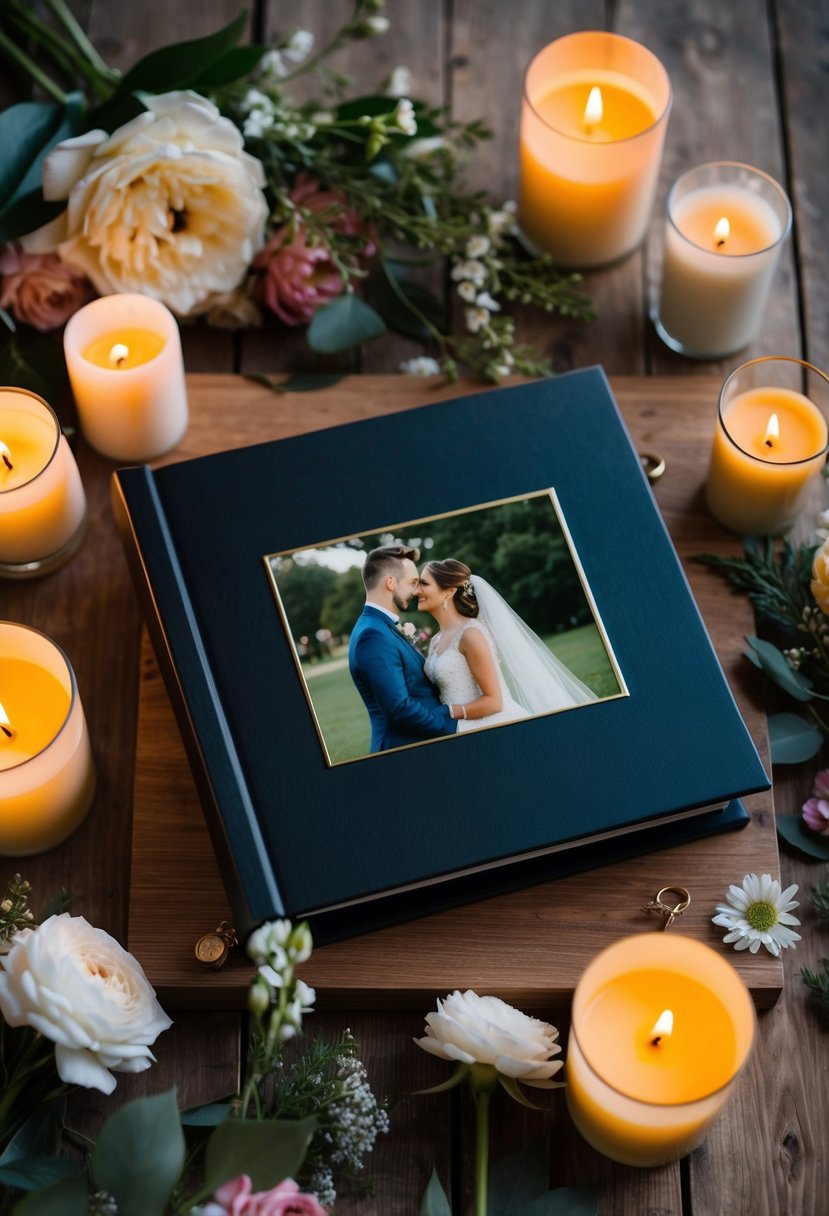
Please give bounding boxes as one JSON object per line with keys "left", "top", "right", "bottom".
{"left": 254, "top": 175, "right": 375, "bottom": 326}
{"left": 205, "top": 1175, "right": 328, "bottom": 1216}
{"left": 802, "top": 797, "right": 829, "bottom": 836}
{"left": 0, "top": 243, "right": 95, "bottom": 331}
{"left": 813, "top": 769, "right": 829, "bottom": 800}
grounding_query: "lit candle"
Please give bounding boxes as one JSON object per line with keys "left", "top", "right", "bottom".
{"left": 0, "top": 622, "right": 95, "bottom": 855}
{"left": 567, "top": 935, "right": 755, "bottom": 1166}
{"left": 518, "top": 31, "right": 671, "bottom": 268}
{"left": 0, "top": 387, "right": 87, "bottom": 579}
{"left": 707, "top": 356, "right": 829, "bottom": 535}
{"left": 63, "top": 294, "right": 188, "bottom": 462}
{"left": 656, "top": 162, "right": 792, "bottom": 358}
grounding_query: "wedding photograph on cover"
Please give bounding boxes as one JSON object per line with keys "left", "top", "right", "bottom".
{"left": 265, "top": 490, "right": 625, "bottom": 765}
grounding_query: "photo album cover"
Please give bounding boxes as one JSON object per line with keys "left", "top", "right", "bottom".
{"left": 113, "top": 368, "right": 769, "bottom": 943}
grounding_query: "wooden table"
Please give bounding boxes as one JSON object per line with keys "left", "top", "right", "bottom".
{"left": 4, "top": 3, "right": 827, "bottom": 1214}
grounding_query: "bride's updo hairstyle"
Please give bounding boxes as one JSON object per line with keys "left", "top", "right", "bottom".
{"left": 424, "top": 559, "right": 479, "bottom": 618}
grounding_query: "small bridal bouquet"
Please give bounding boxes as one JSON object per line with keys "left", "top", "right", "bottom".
{"left": 0, "top": 0, "right": 592, "bottom": 397}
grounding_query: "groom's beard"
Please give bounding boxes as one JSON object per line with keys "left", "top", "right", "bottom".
{"left": 392, "top": 592, "right": 414, "bottom": 613}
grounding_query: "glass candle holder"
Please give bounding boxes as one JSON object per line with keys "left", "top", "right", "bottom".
{"left": 63, "top": 293, "right": 188, "bottom": 463}
{"left": 655, "top": 162, "right": 792, "bottom": 359}
{"left": 518, "top": 31, "right": 671, "bottom": 269}
{"left": 0, "top": 387, "right": 87, "bottom": 579}
{"left": 0, "top": 622, "right": 96, "bottom": 855}
{"left": 706, "top": 357, "right": 829, "bottom": 535}
{"left": 566, "top": 934, "right": 755, "bottom": 1167}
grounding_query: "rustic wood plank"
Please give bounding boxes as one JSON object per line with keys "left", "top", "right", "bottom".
{"left": 126, "top": 374, "right": 782, "bottom": 1018}
{"left": 621, "top": 0, "right": 802, "bottom": 375}
{"left": 774, "top": 0, "right": 829, "bottom": 366}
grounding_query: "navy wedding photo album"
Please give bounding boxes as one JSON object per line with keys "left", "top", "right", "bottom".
{"left": 112, "top": 368, "right": 769, "bottom": 944}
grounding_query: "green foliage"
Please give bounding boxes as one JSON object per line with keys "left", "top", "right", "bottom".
{"left": 12, "top": 1173, "right": 87, "bottom": 1216}
{"left": 802, "top": 958, "right": 829, "bottom": 1023}
{"left": 421, "top": 1169, "right": 452, "bottom": 1216}
{"left": 205, "top": 1116, "right": 316, "bottom": 1193}
{"left": 777, "top": 814, "right": 829, "bottom": 860}
{"left": 699, "top": 537, "right": 818, "bottom": 632}
{"left": 419, "top": 1144, "right": 599, "bottom": 1216}
{"left": 767, "top": 713, "right": 823, "bottom": 764}
{"left": 811, "top": 878, "right": 829, "bottom": 918}
{"left": 0, "top": 92, "right": 85, "bottom": 242}
{"left": 270, "top": 558, "right": 337, "bottom": 644}
{"left": 110, "top": 13, "right": 248, "bottom": 98}
{"left": 91, "top": 1090, "right": 185, "bottom": 1216}
{"left": 307, "top": 293, "right": 387, "bottom": 353}
{"left": 320, "top": 566, "right": 366, "bottom": 637}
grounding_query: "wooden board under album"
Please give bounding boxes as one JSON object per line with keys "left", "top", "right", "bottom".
{"left": 127, "top": 374, "right": 782, "bottom": 1009}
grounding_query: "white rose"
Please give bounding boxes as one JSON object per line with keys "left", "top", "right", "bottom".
{"left": 24, "top": 91, "right": 268, "bottom": 316}
{"left": 0, "top": 914, "right": 172, "bottom": 1095}
{"left": 812, "top": 538, "right": 829, "bottom": 614}
{"left": 415, "top": 990, "right": 563, "bottom": 1086}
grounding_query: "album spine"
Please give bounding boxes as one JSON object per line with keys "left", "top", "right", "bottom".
{"left": 111, "top": 466, "right": 283, "bottom": 941}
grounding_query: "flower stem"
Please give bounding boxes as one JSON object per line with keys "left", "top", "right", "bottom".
{"left": 0, "top": 28, "right": 68, "bottom": 103}
{"left": 474, "top": 1088, "right": 490, "bottom": 1216}
{"left": 41, "top": 0, "right": 119, "bottom": 82}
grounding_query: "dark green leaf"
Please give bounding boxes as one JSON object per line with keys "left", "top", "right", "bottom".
{"left": 0, "top": 1103, "right": 65, "bottom": 1166}
{"left": 41, "top": 888, "right": 70, "bottom": 919}
{"left": 777, "top": 814, "right": 829, "bottom": 860}
{"left": 367, "top": 263, "right": 445, "bottom": 341}
{"left": 0, "top": 103, "right": 60, "bottom": 212}
{"left": 188, "top": 45, "right": 268, "bottom": 88}
{"left": 307, "top": 294, "right": 386, "bottom": 353}
{"left": 180, "top": 1102, "right": 232, "bottom": 1127}
{"left": 768, "top": 713, "right": 823, "bottom": 764}
{"left": 9, "top": 93, "right": 87, "bottom": 207}
{"left": 0, "top": 332, "right": 71, "bottom": 409}
{"left": 91, "top": 1090, "right": 184, "bottom": 1216}
{"left": 205, "top": 1116, "right": 316, "bottom": 1193}
{"left": 0, "top": 192, "right": 65, "bottom": 245}
{"left": 112, "top": 13, "right": 247, "bottom": 96}
{"left": 0, "top": 1158, "right": 82, "bottom": 1191}
{"left": 12, "top": 1174, "right": 87, "bottom": 1216}
{"left": 745, "top": 636, "right": 813, "bottom": 702}
{"left": 488, "top": 1142, "right": 548, "bottom": 1216}
{"left": 88, "top": 94, "right": 149, "bottom": 136}
{"left": 0, "top": 307, "right": 15, "bottom": 333}
{"left": 335, "top": 95, "right": 399, "bottom": 122}
{"left": 420, "top": 1168, "right": 452, "bottom": 1216}
{"left": 525, "top": 1186, "right": 599, "bottom": 1216}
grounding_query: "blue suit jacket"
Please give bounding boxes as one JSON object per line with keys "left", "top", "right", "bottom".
{"left": 348, "top": 605, "right": 457, "bottom": 752}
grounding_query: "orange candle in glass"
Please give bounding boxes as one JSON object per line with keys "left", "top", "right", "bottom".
{"left": 518, "top": 31, "right": 671, "bottom": 268}
{"left": 707, "top": 357, "right": 829, "bottom": 535}
{"left": 0, "top": 622, "right": 95, "bottom": 855}
{"left": 567, "top": 935, "right": 755, "bottom": 1166}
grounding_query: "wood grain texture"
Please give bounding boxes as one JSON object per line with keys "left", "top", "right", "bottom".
{"left": 127, "top": 373, "right": 782, "bottom": 1013}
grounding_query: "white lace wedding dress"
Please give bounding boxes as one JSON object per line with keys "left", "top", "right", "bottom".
{"left": 425, "top": 620, "right": 528, "bottom": 733}
{"left": 424, "top": 577, "right": 598, "bottom": 733}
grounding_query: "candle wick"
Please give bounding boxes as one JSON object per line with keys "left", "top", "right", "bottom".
{"left": 716, "top": 238, "right": 726, "bottom": 248}
{"left": 2, "top": 453, "right": 12, "bottom": 471}
{"left": 651, "top": 1035, "right": 662, "bottom": 1047}
{"left": 765, "top": 438, "right": 773, "bottom": 449}
{"left": 0, "top": 724, "right": 14, "bottom": 740}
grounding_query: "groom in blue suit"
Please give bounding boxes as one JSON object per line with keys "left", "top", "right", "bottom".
{"left": 349, "top": 544, "right": 458, "bottom": 753}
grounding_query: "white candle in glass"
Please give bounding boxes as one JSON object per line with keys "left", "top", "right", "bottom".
{"left": 63, "top": 294, "right": 188, "bottom": 462}
{"left": 655, "top": 162, "right": 791, "bottom": 359}
{"left": 0, "top": 621, "right": 95, "bottom": 855}
{"left": 0, "top": 387, "right": 87, "bottom": 578}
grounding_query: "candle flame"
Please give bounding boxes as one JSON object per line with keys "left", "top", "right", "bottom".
{"left": 109, "top": 343, "right": 130, "bottom": 367}
{"left": 714, "top": 216, "right": 730, "bottom": 248}
{"left": 764, "top": 413, "right": 780, "bottom": 448}
{"left": 650, "top": 1009, "right": 673, "bottom": 1045}
{"left": 0, "top": 440, "right": 12, "bottom": 471}
{"left": 583, "top": 86, "right": 603, "bottom": 129}
{"left": 0, "top": 700, "right": 15, "bottom": 741}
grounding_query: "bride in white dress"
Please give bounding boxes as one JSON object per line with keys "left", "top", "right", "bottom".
{"left": 417, "top": 558, "right": 596, "bottom": 733}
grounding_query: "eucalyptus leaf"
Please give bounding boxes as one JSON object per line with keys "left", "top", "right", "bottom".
{"left": 0, "top": 102, "right": 59, "bottom": 211}
{"left": 205, "top": 1116, "right": 316, "bottom": 1193}
{"left": 12, "top": 1173, "right": 87, "bottom": 1216}
{"left": 9, "top": 93, "right": 87, "bottom": 206}
{"left": 91, "top": 1090, "right": 184, "bottom": 1216}
{"left": 307, "top": 294, "right": 386, "bottom": 353}
{"left": 0, "top": 1158, "right": 82, "bottom": 1191}
{"left": 745, "top": 636, "right": 813, "bottom": 702}
{"left": 111, "top": 12, "right": 247, "bottom": 96}
{"left": 0, "top": 1103, "right": 65, "bottom": 1166}
{"left": 777, "top": 814, "right": 829, "bottom": 860}
{"left": 420, "top": 1168, "right": 452, "bottom": 1216}
{"left": 180, "top": 1102, "right": 232, "bottom": 1127}
{"left": 488, "top": 1142, "right": 548, "bottom": 1215}
{"left": 367, "top": 263, "right": 445, "bottom": 341}
{"left": 525, "top": 1186, "right": 599, "bottom": 1216}
{"left": 0, "top": 192, "right": 66, "bottom": 246}
{"left": 768, "top": 712, "right": 823, "bottom": 764}
{"left": 189, "top": 45, "right": 268, "bottom": 88}
{"left": 88, "top": 93, "right": 149, "bottom": 136}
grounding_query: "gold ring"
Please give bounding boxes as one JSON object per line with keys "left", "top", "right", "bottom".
{"left": 640, "top": 451, "right": 666, "bottom": 483}
{"left": 656, "top": 886, "right": 691, "bottom": 914}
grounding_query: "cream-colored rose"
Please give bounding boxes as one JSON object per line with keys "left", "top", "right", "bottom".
{"left": 812, "top": 538, "right": 829, "bottom": 614}
{"left": 0, "top": 913, "right": 172, "bottom": 1095}
{"left": 415, "top": 990, "right": 563, "bottom": 1087}
{"left": 24, "top": 91, "right": 268, "bottom": 315}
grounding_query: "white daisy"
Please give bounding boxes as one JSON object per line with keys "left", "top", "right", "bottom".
{"left": 712, "top": 873, "right": 801, "bottom": 956}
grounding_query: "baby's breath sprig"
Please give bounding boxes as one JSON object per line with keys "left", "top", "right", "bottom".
{"left": 0, "top": 874, "right": 35, "bottom": 947}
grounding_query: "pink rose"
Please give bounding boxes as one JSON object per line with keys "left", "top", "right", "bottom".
{"left": 812, "top": 768, "right": 829, "bottom": 800}
{"left": 205, "top": 1175, "right": 327, "bottom": 1216}
{"left": 802, "top": 797, "right": 829, "bottom": 836}
{"left": 0, "top": 244, "right": 95, "bottom": 331}
{"left": 253, "top": 175, "right": 375, "bottom": 326}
